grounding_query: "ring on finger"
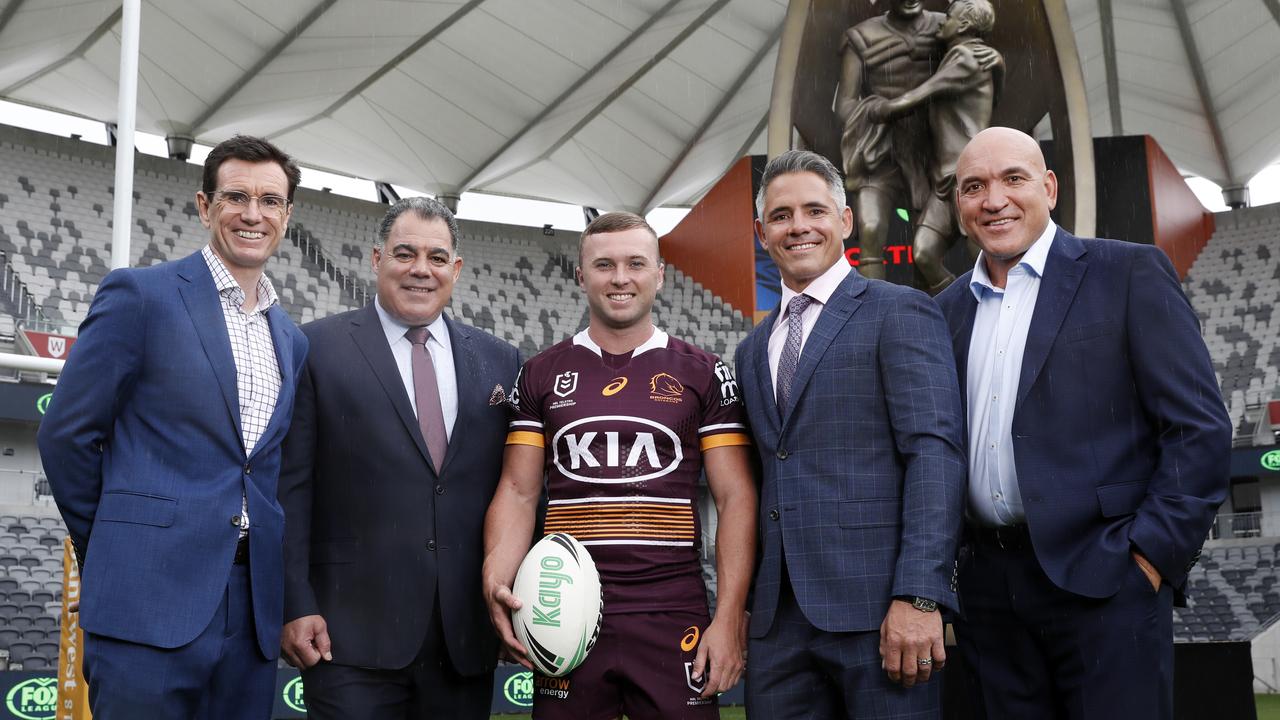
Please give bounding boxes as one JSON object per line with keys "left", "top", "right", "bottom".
{"left": 917, "top": 657, "right": 933, "bottom": 666}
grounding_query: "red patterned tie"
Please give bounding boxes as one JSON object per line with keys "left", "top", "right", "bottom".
{"left": 406, "top": 326, "right": 448, "bottom": 474}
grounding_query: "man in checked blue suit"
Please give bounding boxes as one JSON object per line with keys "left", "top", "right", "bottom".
{"left": 37, "top": 135, "right": 308, "bottom": 719}
{"left": 737, "top": 150, "right": 966, "bottom": 719}
{"left": 934, "top": 127, "right": 1230, "bottom": 719}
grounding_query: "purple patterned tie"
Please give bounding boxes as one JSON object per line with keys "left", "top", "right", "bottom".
{"left": 406, "top": 326, "right": 448, "bottom": 474}
{"left": 776, "top": 294, "right": 813, "bottom": 418}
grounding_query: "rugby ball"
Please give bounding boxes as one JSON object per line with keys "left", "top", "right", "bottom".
{"left": 511, "top": 532, "right": 603, "bottom": 677}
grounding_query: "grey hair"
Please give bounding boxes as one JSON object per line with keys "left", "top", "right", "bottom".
{"left": 376, "top": 196, "right": 462, "bottom": 255}
{"left": 755, "top": 150, "right": 847, "bottom": 217}
{"left": 949, "top": 0, "right": 995, "bottom": 35}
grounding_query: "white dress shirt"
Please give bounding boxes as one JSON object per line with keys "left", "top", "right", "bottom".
{"left": 768, "top": 259, "right": 853, "bottom": 396}
{"left": 374, "top": 298, "right": 459, "bottom": 440}
{"left": 202, "top": 246, "right": 281, "bottom": 536}
{"left": 965, "top": 221, "right": 1057, "bottom": 527}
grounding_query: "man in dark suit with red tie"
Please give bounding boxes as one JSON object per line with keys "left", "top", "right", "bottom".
{"left": 278, "top": 197, "right": 520, "bottom": 718}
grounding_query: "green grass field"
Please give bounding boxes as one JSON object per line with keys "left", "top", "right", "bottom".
{"left": 1258, "top": 694, "right": 1280, "bottom": 720}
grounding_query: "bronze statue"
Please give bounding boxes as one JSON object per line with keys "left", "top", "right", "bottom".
{"left": 836, "top": 0, "right": 944, "bottom": 282}
{"left": 836, "top": 0, "right": 1000, "bottom": 294}
{"left": 865, "top": 0, "right": 1002, "bottom": 293}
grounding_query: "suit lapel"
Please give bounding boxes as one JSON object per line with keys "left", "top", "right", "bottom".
{"left": 1015, "top": 230, "right": 1087, "bottom": 411}
{"left": 750, "top": 307, "right": 781, "bottom": 434}
{"left": 176, "top": 254, "right": 242, "bottom": 448}
{"left": 248, "top": 305, "right": 297, "bottom": 460}
{"left": 439, "top": 315, "right": 476, "bottom": 477}
{"left": 781, "top": 270, "right": 865, "bottom": 431}
{"left": 349, "top": 304, "right": 433, "bottom": 467}
{"left": 951, "top": 288, "right": 978, "bottom": 404}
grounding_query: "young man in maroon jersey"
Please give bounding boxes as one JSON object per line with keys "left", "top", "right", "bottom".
{"left": 483, "top": 212, "right": 757, "bottom": 719}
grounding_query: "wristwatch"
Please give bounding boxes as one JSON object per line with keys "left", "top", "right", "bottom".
{"left": 898, "top": 595, "right": 938, "bottom": 613}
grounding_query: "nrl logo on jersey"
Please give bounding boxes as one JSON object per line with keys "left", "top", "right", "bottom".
{"left": 553, "top": 371, "right": 579, "bottom": 398}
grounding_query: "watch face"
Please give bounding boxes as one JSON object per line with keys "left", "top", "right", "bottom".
{"left": 913, "top": 597, "right": 938, "bottom": 612}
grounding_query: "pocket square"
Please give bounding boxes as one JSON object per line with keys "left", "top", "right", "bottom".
{"left": 489, "top": 384, "right": 508, "bottom": 406}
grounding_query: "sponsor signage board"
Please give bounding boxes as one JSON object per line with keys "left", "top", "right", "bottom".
{"left": 0, "top": 382, "right": 56, "bottom": 424}
{"left": 0, "top": 663, "right": 743, "bottom": 718}
{"left": 17, "top": 331, "right": 75, "bottom": 361}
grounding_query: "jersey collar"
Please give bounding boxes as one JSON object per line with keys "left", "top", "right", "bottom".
{"left": 572, "top": 327, "right": 669, "bottom": 358}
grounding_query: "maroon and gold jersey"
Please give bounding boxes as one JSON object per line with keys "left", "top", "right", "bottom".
{"left": 507, "top": 329, "right": 750, "bottom": 614}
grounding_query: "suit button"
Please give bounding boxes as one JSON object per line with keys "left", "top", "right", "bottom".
{"left": 427, "top": 540, "right": 436, "bottom": 551}
{"left": 230, "top": 515, "right": 242, "bottom": 528}
{"left": 243, "top": 463, "right": 251, "bottom": 474}
{"left": 776, "top": 449, "right": 788, "bottom": 460}
{"left": 435, "top": 485, "right": 445, "bottom": 495}
{"left": 769, "top": 509, "right": 780, "bottom": 521}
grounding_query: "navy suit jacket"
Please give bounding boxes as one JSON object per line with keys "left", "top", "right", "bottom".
{"left": 735, "top": 269, "right": 966, "bottom": 637}
{"left": 37, "top": 251, "right": 308, "bottom": 658}
{"left": 279, "top": 304, "right": 520, "bottom": 674}
{"left": 934, "top": 229, "right": 1231, "bottom": 597}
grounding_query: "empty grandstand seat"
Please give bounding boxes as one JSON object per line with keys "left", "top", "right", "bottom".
{"left": 7, "top": 641, "right": 34, "bottom": 663}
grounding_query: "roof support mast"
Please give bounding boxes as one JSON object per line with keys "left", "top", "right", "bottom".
{"left": 110, "top": 0, "right": 141, "bottom": 270}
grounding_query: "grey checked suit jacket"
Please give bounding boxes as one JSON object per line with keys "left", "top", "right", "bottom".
{"left": 735, "top": 269, "right": 966, "bottom": 637}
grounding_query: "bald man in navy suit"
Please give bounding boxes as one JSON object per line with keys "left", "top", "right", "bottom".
{"left": 934, "top": 127, "right": 1231, "bottom": 720}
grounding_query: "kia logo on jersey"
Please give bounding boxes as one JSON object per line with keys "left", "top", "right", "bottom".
{"left": 551, "top": 415, "right": 683, "bottom": 484}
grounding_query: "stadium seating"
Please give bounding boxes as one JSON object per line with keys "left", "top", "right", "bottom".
{"left": 1174, "top": 540, "right": 1280, "bottom": 643}
{"left": 0, "top": 125, "right": 752, "bottom": 361}
{"left": 1183, "top": 204, "right": 1280, "bottom": 444}
{"left": 0, "top": 509, "right": 65, "bottom": 669}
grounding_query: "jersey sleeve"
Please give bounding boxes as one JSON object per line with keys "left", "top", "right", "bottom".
{"left": 698, "top": 358, "right": 751, "bottom": 452}
{"left": 505, "top": 362, "right": 545, "bottom": 448}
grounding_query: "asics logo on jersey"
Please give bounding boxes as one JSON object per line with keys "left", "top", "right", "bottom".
{"left": 551, "top": 415, "right": 683, "bottom": 484}
{"left": 602, "top": 377, "right": 628, "bottom": 396}
{"left": 680, "top": 626, "right": 700, "bottom": 652}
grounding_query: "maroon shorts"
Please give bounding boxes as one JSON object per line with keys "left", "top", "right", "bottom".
{"left": 531, "top": 609, "right": 718, "bottom": 720}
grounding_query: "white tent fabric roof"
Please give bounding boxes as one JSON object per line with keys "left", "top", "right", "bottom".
{"left": 0, "top": 0, "right": 782, "bottom": 213}
{"left": 0, "top": 0, "right": 1277, "bottom": 208}
{"left": 1068, "top": 0, "right": 1280, "bottom": 189}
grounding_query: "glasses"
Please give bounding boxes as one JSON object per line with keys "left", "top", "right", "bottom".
{"left": 210, "top": 189, "right": 291, "bottom": 216}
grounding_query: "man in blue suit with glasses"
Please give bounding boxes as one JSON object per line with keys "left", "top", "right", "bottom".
{"left": 38, "top": 135, "right": 308, "bottom": 719}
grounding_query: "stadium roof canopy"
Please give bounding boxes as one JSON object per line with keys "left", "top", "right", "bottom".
{"left": 1066, "top": 0, "right": 1280, "bottom": 195}
{"left": 0, "top": 0, "right": 1277, "bottom": 211}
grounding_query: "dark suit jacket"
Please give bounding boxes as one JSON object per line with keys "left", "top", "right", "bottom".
{"left": 279, "top": 303, "right": 520, "bottom": 674}
{"left": 735, "top": 269, "right": 966, "bottom": 637}
{"left": 37, "top": 251, "right": 307, "bottom": 658}
{"left": 934, "top": 229, "right": 1232, "bottom": 598}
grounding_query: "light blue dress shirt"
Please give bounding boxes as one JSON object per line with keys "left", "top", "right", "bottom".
{"left": 966, "top": 221, "right": 1057, "bottom": 527}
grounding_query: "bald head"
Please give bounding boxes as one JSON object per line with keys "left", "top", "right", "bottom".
{"left": 954, "top": 126, "right": 1058, "bottom": 286}
{"left": 956, "top": 127, "right": 1048, "bottom": 179}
